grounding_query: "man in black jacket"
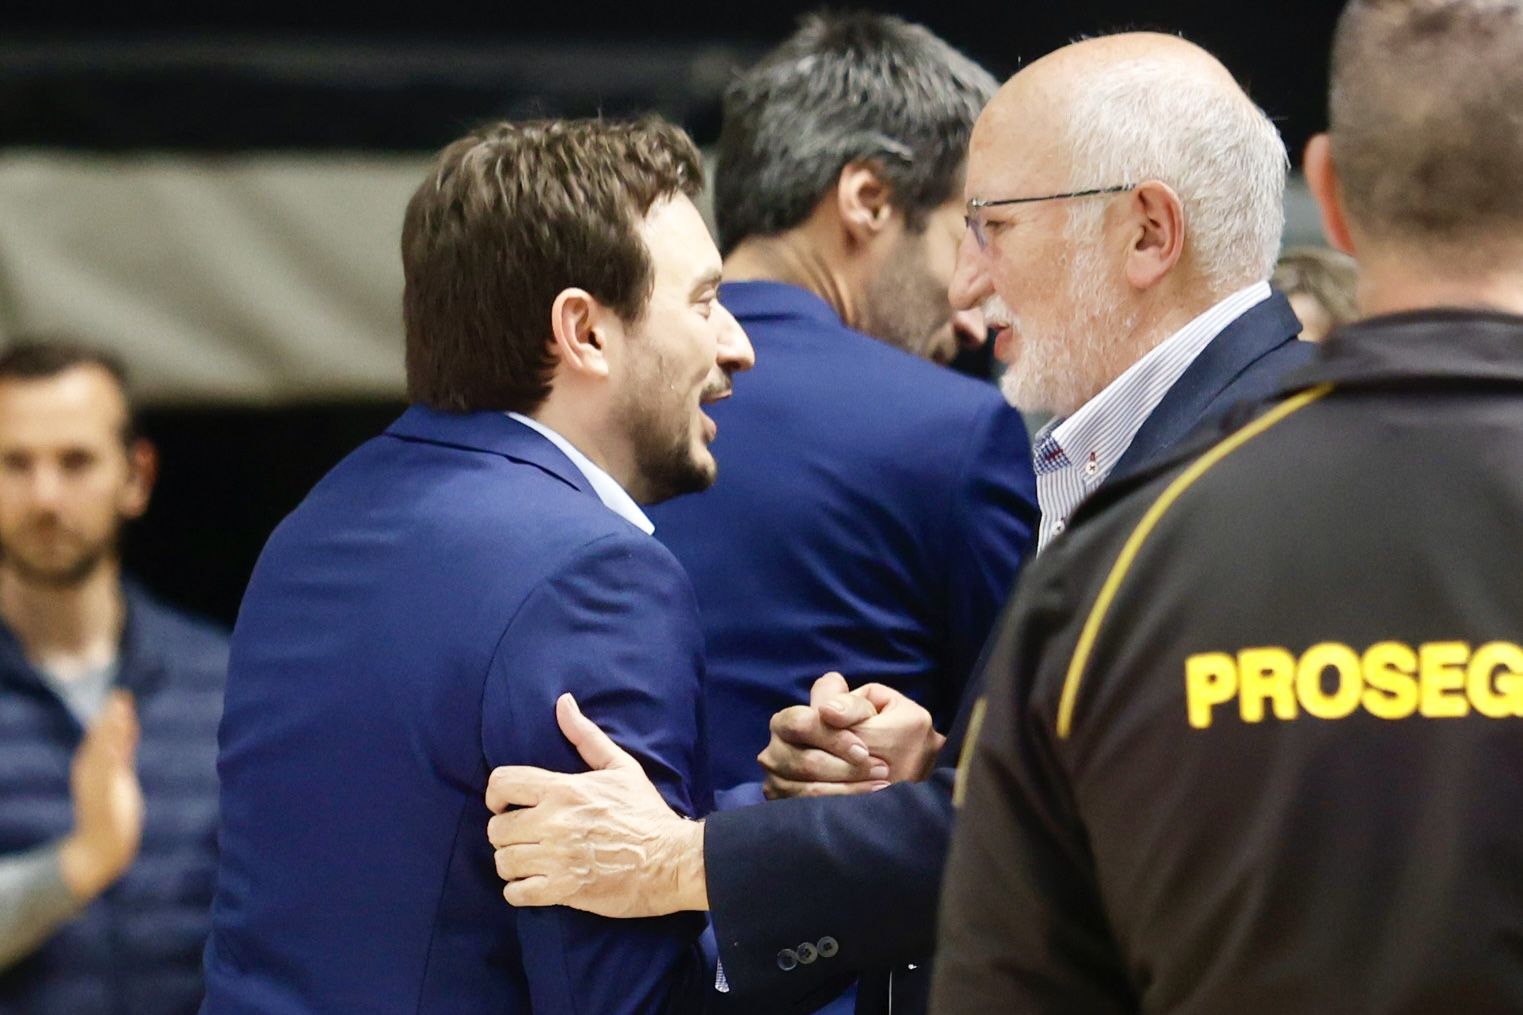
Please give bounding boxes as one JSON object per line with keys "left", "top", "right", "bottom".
{"left": 484, "top": 30, "right": 1312, "bottom": 1015}
{"left": 936, "top": 1, "right": 1523, "bottom": 1011}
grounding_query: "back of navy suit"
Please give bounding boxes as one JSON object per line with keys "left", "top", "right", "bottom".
{"left": 203, "top": 408, "right": 712, "bottom": 1014}
{"left": 650, "top": 281, "right": 1039, "bottom": 808}
{"left": 703, "top": 291, "right": 1314, "bottom": 1015}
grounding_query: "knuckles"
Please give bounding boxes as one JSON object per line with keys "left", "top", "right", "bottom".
{"left": 494, "top": 849, "right": 516, "bottom": 881}
{"left": 770, "top": 706, "right": 817, "bottom": 740}
{"left": 758, "top": 741, "right": 820, "bottom": 781}
{"left": 793, "top": 750, "right": 829, "bottom": 781}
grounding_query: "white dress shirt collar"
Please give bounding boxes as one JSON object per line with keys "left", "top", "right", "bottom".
{"left": 1032, "top": 281, "right": 1272, "bottom": 550}
{"left": 506, "top": 413, "right": 655, "bottom": 535}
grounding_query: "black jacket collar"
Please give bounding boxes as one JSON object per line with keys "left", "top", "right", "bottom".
{"left": 1075, "top": 307, "right": 1523, "bottom": 537}
{"left": 1286, "top": 308, "right": 1523, "bottom": 392}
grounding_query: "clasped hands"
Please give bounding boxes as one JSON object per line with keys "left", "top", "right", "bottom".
{"left": 757, "top": 671, "right": 944, "bottom": 799}
{"left": 484, "top": 673, "right": 942, "bottom": 917}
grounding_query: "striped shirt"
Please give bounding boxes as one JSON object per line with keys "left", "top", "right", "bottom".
{"left": 1033, "top": 282, "right": 1271, "bottom": 550}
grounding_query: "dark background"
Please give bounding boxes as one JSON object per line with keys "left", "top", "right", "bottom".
{"left": 2, "top": 1, "right": 1342, "bottom": 154}
{"left": 1, "top": 1, "right": 1345, "bottom": 625}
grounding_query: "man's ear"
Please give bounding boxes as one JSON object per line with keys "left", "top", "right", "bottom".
{"left": 1304, "top": 133, "right": 1356, "bottom": 256}
{"left": 119, "top": 438, "right": 157, "bottom": 520}
{"left": 835, "top": 161, "right": 897, "bottom": 246}
{"left": 1123, "top": 180, "right": 1186, "bottom": 291}
{"left": 550, "top": 287, "right": 615, "bottom": 380}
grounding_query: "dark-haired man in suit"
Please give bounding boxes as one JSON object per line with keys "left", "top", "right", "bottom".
{"left": 650, "top": 11, "right": 1038, "bottom": 815}
{"left": 650, "top": 19, "right": 1038, "bottom": 1012}
{"left": 203, "top": 117, "right": 753, "bottom": 1015}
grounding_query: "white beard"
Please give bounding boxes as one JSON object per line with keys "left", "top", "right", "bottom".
{"left": 989, "top": 238, "right": 1139, "bottom": 418}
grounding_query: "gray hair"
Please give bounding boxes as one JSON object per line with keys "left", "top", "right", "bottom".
{"left": 1060, "top": 56, "right": 1288, "bottom": 293}
{"left": 713, "top": 11, "right": 997, "bottom": 253}
{"left": 1331, "top": 0, "right": 1523, "bottom": 256}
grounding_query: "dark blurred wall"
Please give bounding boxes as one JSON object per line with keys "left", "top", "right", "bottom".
{"left": 125, "top": 402, "right": 405, "bottom": 626}
{"left": 2, "top": 1, "right": 1341, "bottom": 158}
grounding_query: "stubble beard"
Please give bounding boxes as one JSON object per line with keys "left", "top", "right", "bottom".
{"left": 859, "top": 230, "right": 952, "bottom": 362}
{"left": 0, "top": 519, "right": 115, "bottom": 589}
{"left": 616, "top": 359, "right": 720, "bottom": 507}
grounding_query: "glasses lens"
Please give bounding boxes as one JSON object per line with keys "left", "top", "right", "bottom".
{"left": 964, "top": 215, "right": 985, "bottom": 250}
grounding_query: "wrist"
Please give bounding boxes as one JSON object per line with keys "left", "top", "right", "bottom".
{"left": 917, "top": 731, "right": 948, "bottom": 780}
{"left": 57, "top": 833, "right": 124, "bottom": 902}
{"left": 667, "top": 817, "right": 709, "bottom": 912}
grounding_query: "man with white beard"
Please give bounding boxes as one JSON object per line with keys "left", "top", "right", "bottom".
{"left": 480, "top": 33, "right": 1315, "bottom": 1015}
{"left": 955, "top": 32, "right": 1312, "bottom": 550}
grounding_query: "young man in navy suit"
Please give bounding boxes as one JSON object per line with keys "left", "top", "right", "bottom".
{"left": 202, "top": 118, "right": 753, "bottom": 1014}
{"left": 486, "top": 32, "right": 1313, "bottom": 1015}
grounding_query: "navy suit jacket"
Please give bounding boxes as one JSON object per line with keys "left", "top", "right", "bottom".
{"left": 649, "top": 281, "right": 1038, "bottom": 806}
{"left": 203, "top": 408, "right": 713, "bottom": 1014}
{"left": 704, "top": 290, "right": 1313, "bottom": 1014}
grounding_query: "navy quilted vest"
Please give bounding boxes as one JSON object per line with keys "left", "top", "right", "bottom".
{"left": 0, "top": 583, "right": 226, "bottom": 1014}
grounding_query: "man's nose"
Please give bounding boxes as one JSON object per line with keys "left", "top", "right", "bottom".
{"left": 25, "top": 466, "right": 64, "bottom": 508}
{"left": 948, "top": 230, "right": 991, "bottom": 313}
{"left": 715, "top": 301, "right": 756, "bottom": 374}
{"left": 952, "top": 307, "right": 987, "bottom": 350}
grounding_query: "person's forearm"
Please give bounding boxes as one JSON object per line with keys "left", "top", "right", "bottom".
{"left": 0, "top": 843, "right": 88, "bottom": 972}
{"left": 56, "top": 831, "right": 130, "bottom": 902}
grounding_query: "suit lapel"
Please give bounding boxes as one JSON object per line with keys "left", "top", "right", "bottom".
{"left": 1110, "top": 290, "right": 1303, "bottom": 480}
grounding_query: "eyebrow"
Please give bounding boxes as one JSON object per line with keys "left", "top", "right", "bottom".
{"left": 689, "top": 268, "right": 723, "bottom": 298}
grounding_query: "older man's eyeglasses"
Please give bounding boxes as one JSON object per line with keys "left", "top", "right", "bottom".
{"left": 964, "top": 184, "right": 1137, "bottom": 249}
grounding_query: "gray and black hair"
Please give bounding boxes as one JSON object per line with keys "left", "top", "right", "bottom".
{"left": 713, "top": 10, "right": 997, "bottom": 254}
{"left": 1330, "top": 0, "right": 1523, "bottom": 253}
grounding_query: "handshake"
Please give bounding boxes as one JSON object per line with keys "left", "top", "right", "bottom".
{"left": 756, "top": 671, "right": 944, "bottom": 799}
{"left": 484, "top": 672, "right": 946, "bottom": 919}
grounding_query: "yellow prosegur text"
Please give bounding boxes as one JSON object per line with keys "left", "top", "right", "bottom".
{"left": 1185, "top": 641, "right": 1523, "bottom": 729}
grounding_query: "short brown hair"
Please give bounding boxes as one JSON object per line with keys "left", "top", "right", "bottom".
{"left": 0, "top": 336, "right": 137, "bottom": 444}
{"left": 1330, "top": 0, "right": 1523, "bottom": 252}
{"left": 401, "top": 117, "right": 704, "bottom": 413}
